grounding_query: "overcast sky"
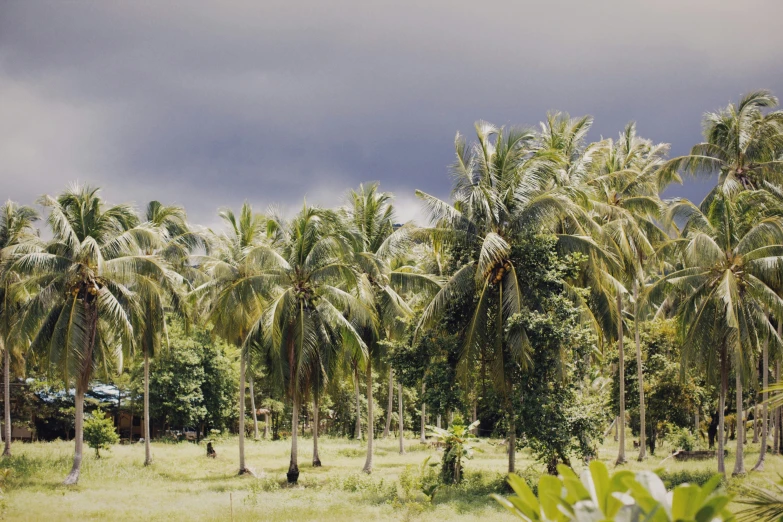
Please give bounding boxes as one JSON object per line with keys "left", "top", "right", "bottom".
{"left": 2, "top": 1, "right": 783, "bottom": 228}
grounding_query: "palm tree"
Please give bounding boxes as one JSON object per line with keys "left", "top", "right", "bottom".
{"left": 251, "top": 204, "right": 374, "bottom": 483}
{"left": 649, "top": 190, "right": 783, "bottom": 475}
{"left": 660, "top": 90, "right": 783, "bottom": 202}
{"left": 586, "top": 123, "right": 670, "bottom": 462}
{"left": 342, "top": 183, "right": 441, "bottom": 473}
{"left": 0, "top": 201, "right": 39, "bottom": 457}
{"left": 13, "top": 185, "right": 167, "bottom": 484}
{"left": 134, "top": 201, "right": 195, "bottom": 466}
{"left": 191, "top": 203, "right": 267, "bottom": 475}
{"left": 416, "top": 122, "right": 592, "bottom": 473}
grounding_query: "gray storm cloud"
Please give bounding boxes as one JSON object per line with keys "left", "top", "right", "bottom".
{"left": 1, "top": 0, "right": 782, "bottom": 226}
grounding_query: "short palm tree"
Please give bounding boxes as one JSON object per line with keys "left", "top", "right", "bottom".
{"left": 252, "top": 204, "right": 374, "bottom": 483}
{"left": 13, "top": 185, "right": 166, "bottom": 484}
{"left": 0, "top": 201, "right": 39, "bottom": 457}
{"left": 649, "top": 190, "right": 783, "bottom": 475}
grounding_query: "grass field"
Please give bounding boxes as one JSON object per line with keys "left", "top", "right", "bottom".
{"left": 1, "top": 432, "right": 780, "bottom": 521}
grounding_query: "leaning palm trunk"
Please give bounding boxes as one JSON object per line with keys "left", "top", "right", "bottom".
{"left": 249, "top": 376, "right": 259, "bottom": 440}
{"left": 144, "top": 349, "right": 152, "bottom": 466}
{"left": 733, "top": 350, "right": 746, "bottom": 476}
{"left": 383, "top": 367, "right": 393, "bottom": 438}
{"left": 64, "top": 299, "right": 97, "bottom": 485}
{"left": 3, "top": 340, "right": 11, "bottom": 457}
{"left": 287, "top": 397, "right": 300, "bottom": 483}
{"left": 616, "top": 292, "right": 626, "bottom": 465}
{"left": 753, "top": 331, "right": 769, "bottom": 471}
{"left": 312, "top": 395, "right": 321, "bottom": 467}
{"left": 775, "top": 361, "right": 781, "bottom": 456}
{"left": 353, "top": 364, "right": 362, "bottom": 440}
{"left": 362, "top": 359, "right": 374, "bottom": 474}
{"left": 633, "top": 281, "right": 645, "bottom": 460}
{"left": 238, "top": 351, "right": 247, "bottom": 474}
{"left": 420, "top": 381, "right": 426, "bottom": 443}
{"left": 398, "top": 382, "right": 405, "bottom": 454}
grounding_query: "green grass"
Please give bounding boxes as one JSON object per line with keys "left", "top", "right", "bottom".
{"left": 1, "top": 431, "right": 781, "bottom": 521}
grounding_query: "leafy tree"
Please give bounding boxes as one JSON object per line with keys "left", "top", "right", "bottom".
{"left": 83, "top": 409, "right": 119, "bottom": 458}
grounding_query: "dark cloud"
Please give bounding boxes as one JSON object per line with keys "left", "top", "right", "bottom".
{"left": 2, "top": 1, "right": 782, "bottom": 226}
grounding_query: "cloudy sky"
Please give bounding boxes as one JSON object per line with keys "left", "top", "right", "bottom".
{"left": 2, "top": 1, "right": 783, "bottom": 228}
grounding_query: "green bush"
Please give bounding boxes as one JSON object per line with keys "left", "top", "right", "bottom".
{"left": 83, "top": 410, "right": 119, "bottom": 458}
{"left": 656, "top": 468, "right": 721, "bottom": 488}
{"left": 666, "top": 426, "right": 697, "bottom": 451}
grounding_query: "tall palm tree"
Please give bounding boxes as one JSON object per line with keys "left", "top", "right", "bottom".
{"left": 649, "top": 190, "right": 783, "bottom": 475}
{"left": 191, "top": 203, "right": 267, "bottom": 475}
{"left": 416, "top": 122, "right": 593, "bottom": 473}
{"left": 660, "top": 90, "right": 783, "bottom": 203}
{"left": 0, "top": 201, "right": 39, "bottom": 457}
{"left": 342, "top": 183, "right": 440, "bottom": 473}
{"left": 13, "top": 185, "right": 166, "bottom": 484}
{"left": 134, "top": 201, "right": 195, "bottom": 466}
{"left": 586, "top": 123, "right": 670, "bottom": 462}
{"left": 250, "top": 204, "right": 374, "bottom": 483}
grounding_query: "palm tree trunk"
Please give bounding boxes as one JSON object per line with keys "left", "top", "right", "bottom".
{"left": 775, "top": 361, "right": 781, "bottom": 456}
{"left": 616, "top": 291, "right": 626, "bottom": 465}
{"left": 63, "top": 387, "right": 84, "bottom": 485}
{"left": 3, "top": 341, "right": 11, "bottom": 457}
{"left": 507, "top": 410, "right": 516, "bottom": 473}
{"left": 312, "top": 395, "right": 321, "bottom": 466}
{"left": 287, "top": 397, "right": 300, "bottom": 483}
{"left": 420, "top": 381, "right": 426, "bottom": 443}
{"left": 436, "top": 415, "right": 441, "bottom": 429}
{"left": 249, "top": 376, "right": 259, "bottom": 440}
{"left": 383, "top": 367, "right": 393, "bottom": 438}
{"left": 754, "top": 330, "right": 769, "bottom": 471}
{"left": 238, "top": 350, "right": 247, "bottom": 474}
{"left": 733, "top": 349, "right": 746, "bottom": 476}
{"left": 353, "top": 363, "right": 362, "bottom": 440}
{"left": 362, "top": 358, "right": 374, "bottom": 474}
{"left": 144, "top": 349, "right": 152, "bottom": 466}
{"left": 398, "top": 382, "right": 405, "bottom": 454}
{"left": 718, "top": 343, "right": 727, "bottom": 474}
{"left": 633, "top": 281, "right": 645, "bottom": 460}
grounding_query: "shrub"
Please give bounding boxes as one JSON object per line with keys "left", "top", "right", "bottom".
{"left": 83, "top": 410, "right": 119, "bottom": 458}
{"left": 656, "top": 468, "right": 721, "bottom": 488}
{"left": 666, "top": 426, "right": 697, "bottom": 451}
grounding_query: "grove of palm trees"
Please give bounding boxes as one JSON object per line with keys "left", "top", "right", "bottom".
{"left": 2, "top": 91, "right": 783, "bottom": 521}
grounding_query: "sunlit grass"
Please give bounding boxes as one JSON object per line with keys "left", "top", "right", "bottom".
{"left": 2, "top": 431, "right": 782, "bottom": 520}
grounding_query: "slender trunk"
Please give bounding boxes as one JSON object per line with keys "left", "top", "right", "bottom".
{"left": 436, "top": 415, "right": 441, "bottom": 429}
{"left": 420, "top": 381, "right": 426, "bottom": 443}
{"left": 733, "top": 350, "right": 746, "bottom": 476}
{"left": 263, "top": 413, "right": 269, "bottom": 439}
{"left": 616, "top": 291, "right": 626, "bottom": 465}
{"left": 238, "top": 351, "right": 247, "bottom": 474}
{"left": 633, "top": 281, "right": 645, "bottom": 460}
{"left": 353, "top": 364, "right": 362, "bottom": 440}
{"left": 695, "top": 412, "right": 699, "bottom": 439}
{"left": 398, "top": 382, "right": 405, "bottom": 454}
{"left": 63, "top": 388, "right": 84, "bottom": 485}
{"left": 129, "top": 393, "right": 134, "bottom": 444}
{"left": 507, "top": 410, "right": 516, "bottom": 473}
{"left": 383, "top": 367, "right": 393, "bottom": 438}
{"left": 614, "top": 416, "right": 618, "bottom": 441}
{"left": 753, "top": 401, "right": 760, "bottom": 443}
{"left": 312, "top": 395, "right": 321, "bottom": 467}
{"left": 249, "top": 376, "right": 259, "bottom": 440}
{"left": 3, "top": 340, "right": 11, "bottom": 456}
{"left": 362, "top": 359, "right": 374, "bottom": 474}
{"left": 717, "top": 343, "right": 727, "bottom": 475}
{"left": 754, "top": 331, "right": 769, "bottom": 470}
{"left": 144, "top": 349, "right": 152, "bottom": 465}
{"left": 287, "top": 397, "right": 300, "bottom": 483}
